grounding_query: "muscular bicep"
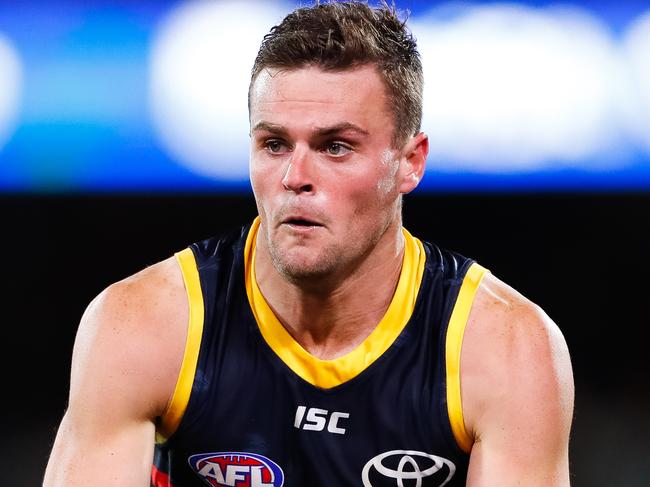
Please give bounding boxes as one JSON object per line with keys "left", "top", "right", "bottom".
{"left": 465, "top": 351, "right": 573, "bottom": 486}
{"left": 462, "top": 275, "right": 574, "bottom": 486}
{"left": 44, "top": 258, "right": 187, "bottom": 487}
{"left": 45, "top": 411, "right": 154, "bottom": 487}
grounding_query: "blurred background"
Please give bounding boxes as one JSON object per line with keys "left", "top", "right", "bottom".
{"left": 0, "top": 0, "right": 648, "bottom": 485}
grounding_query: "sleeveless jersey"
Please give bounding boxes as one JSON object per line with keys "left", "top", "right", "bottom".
{"left": 151, "top": 218, "right": 488, "bottom": 487}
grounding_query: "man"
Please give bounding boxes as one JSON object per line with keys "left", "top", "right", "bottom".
{"left": 44, "top": 2, "right": 574, "bottom": 486}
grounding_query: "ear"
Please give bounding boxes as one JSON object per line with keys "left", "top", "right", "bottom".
{"left": 398, "top": 132, "right": 428, "bottom": 194}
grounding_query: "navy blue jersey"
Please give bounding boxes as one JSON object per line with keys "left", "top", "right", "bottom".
{"left": 152, "top": 219, "right": 488, "bottom": 487}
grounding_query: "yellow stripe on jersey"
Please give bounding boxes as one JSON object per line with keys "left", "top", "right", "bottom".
{"left": 156, "top": 248, "right": 205, "bottom": 443}
{"left": 445, "top": 262, "right": 489, "bottom": 453}
{"left": 244, "top": 217, "right": 426, "bottom": 389}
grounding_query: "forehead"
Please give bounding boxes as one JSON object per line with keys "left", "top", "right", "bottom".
{"left": 249, "top": 65, "right": 392, "bottom": 133}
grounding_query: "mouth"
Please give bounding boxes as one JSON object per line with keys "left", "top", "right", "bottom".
{"left": 281, "top": 216, "right": 323, "bottom": 229}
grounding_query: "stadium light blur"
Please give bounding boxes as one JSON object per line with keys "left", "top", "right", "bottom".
{"left": 0, "top": 1, "right": 649, "bottom": 192}
{"left": 623, "top": 9, "right": 650, "bottom": 156}
{"left": 149, "top": 0, "right": 288, "bottom": 181}
{"left": 412, "top": 4, "right": 629, "bottom": 172}
{"left": 0, "top": 32, "right": 22, "bottom": 151}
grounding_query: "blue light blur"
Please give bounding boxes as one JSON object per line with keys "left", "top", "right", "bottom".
{"left": 0, "top": 0, "right": 648, "bottom": 193}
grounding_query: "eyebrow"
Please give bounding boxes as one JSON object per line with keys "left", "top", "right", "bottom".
{"left": 251, "top": 122, "right": 288, "bottom": 136}
{"left": 251, "top": 121, "right": 369, "bottom": 138}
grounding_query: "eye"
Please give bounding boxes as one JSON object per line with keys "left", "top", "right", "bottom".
{"left": 264, "top": 139, "right": 289, "bottom": 154}
{"left": 325, "top": 142, "right": 352, "bottom": 157}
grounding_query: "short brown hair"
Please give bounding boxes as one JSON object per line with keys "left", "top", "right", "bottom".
{"left": 249, "top": 1, "right": 423, "bottom": 147}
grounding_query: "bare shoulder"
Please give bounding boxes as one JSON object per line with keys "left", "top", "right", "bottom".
{"left": 88, "top": 255, "right": 187, "bottom": 343}
{"left": 461, "top": 272, "right": 574, "bottom": 447}
{"left": 69, "top": 255, "right": 189, "bottom": 421}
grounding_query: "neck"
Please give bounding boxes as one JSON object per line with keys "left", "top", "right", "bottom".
{"left": 254, "top": 220, "right": 405, "bottom": 360}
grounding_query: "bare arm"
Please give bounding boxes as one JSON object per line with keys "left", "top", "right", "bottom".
{"left": 462, "top": 274, "right": 574, "bottom": 486}
{"left": 44, "top": 257, "right": 187, "bottom": 487}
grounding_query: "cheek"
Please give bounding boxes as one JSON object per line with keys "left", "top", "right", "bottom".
{"left": 250, "top": 158, "right": 275, "bottom": 200}
{"left": 340, "top": 179, "right": 389, "bottom": 219}
{"left": 376, "top": 172, "right": 396, "bottom": 195}
{"left": 377, "top": 153, "right": 400, "bottom": 195}
{"left": 343, "top": 176, "right": 399, "bottom": 230}
{"left": 250, "top": 166, "right": 273, "bottom": 222}
{"left": 250, "top": 152, "right": 289, "bottom": 185}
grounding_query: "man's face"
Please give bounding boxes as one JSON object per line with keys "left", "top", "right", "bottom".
{"left": 249, "top": 65, "right": 412, "bottom": 283}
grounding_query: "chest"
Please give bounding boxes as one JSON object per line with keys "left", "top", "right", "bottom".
{"left": 160, "top": 300, "right": 468, "bottom": 487}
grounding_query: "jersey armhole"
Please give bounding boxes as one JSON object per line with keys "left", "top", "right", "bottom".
{"left": 445, "top": 262, "right": 489, "bottom": 454}
{"left": 156, "top": 248, "right": 205, "bottom": 443}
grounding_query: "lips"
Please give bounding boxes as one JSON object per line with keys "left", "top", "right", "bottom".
{"left": 281, "top": 215, "right": 323, "bottom": 227}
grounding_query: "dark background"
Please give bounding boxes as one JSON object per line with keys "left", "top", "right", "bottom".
{"left": 2, "top": 193, "right": 649, "bottom": 485}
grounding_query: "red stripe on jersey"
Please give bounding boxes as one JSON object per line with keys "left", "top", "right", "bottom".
{"left": 151, "top": 464, "right": 173, "bottom": 487}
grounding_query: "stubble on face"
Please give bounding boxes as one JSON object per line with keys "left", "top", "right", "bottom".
{"left": 264, "top": 225, "right": 341, "bottom": 284}
{"left": 261, "top": 190, "right": 400, "bottom": 288}
{"left": 250, "top": 66, "right": 404, "bottom": 289}
{"left": 257, "top": 154, "right": 402, "bottom": 288}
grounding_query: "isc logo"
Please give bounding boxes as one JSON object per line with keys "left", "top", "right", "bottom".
{"left": 188, "top": 452, "right": 284, "bottom": 487}
{"left": 293, "top": 405, "right": 350, "bottom": 434}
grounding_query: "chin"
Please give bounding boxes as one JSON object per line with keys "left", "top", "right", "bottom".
{"left": 270, "top": 246, "right": 339, "bottom": 284}
{"left": 277, "top": 256, "right": 335, "bottom": 282}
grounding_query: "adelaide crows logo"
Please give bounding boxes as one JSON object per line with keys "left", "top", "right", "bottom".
{"left": 362, "top": 450, "right": 456, "bottom": 487}
{"left": 188, "top": 452, "right": 284, "bottom": 487}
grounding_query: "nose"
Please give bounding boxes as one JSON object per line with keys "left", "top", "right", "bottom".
{"left": 282, "top": 146, "right": 314, "bottom": 194}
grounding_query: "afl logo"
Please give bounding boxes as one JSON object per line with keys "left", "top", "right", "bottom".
{"left": 188, "top": 451, "right": 284, "bottom": 487}
{"left": 362, "top": 450, "right": 456, "bottom": 487}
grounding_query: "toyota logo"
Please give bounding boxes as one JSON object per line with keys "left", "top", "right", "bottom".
{"left": 361, "top": 450, "right": 456, "bottom": 487}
